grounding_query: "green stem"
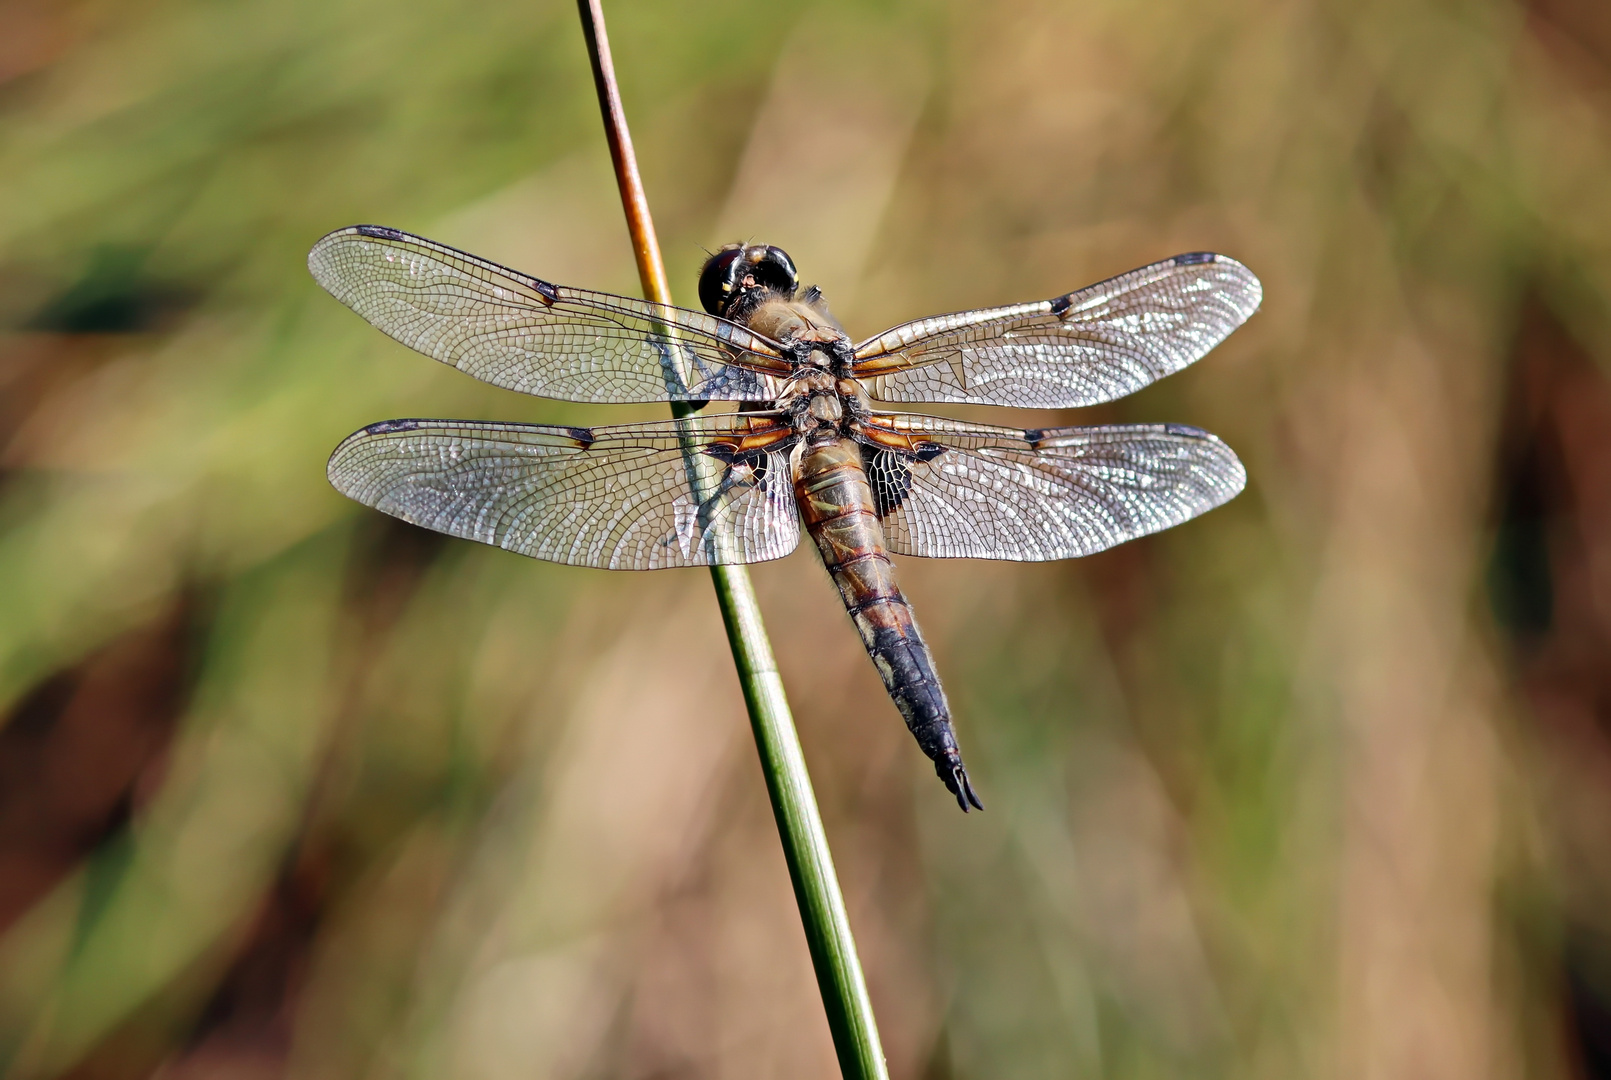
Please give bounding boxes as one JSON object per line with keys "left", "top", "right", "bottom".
{"left": 707, "top": 564, "right": 888, "bottom": 1080}
{"left": 573, "top": 4, "right": 889, "bottom": 1078}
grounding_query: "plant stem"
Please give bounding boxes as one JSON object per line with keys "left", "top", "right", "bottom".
{"left": 574, "top": 4, "right": 889, "bottom": 1078}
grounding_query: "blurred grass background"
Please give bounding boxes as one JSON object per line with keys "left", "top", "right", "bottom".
{"left": 1, "top": 0, "right": 1610, "bottom": 1077}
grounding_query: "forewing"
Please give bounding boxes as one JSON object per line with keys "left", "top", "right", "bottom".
{"left": 853, "top": 253, "right": 1261, "bottom": 408}
{"left": 328, "top": 415, "right": 801, "bottom": 569}
{"left": 309, "top": 226, "right": 791, "bottom": 403}
{"left": 855, "top": 414, "right": 1245, "bottom": 560}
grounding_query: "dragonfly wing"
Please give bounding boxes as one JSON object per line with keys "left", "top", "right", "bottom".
{"left": 328, "top": 415, "right": 801, "bottom": 569}
{"left": 852, "top": 253, "right": 1261, "bottom": 408}
{"left": 309, "top": 226, "right": 791, "bottom": 403}
{"left": 853, "top": 414, "right": 1245, "bottom": 560}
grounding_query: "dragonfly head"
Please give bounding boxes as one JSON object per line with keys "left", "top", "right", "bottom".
{"left": 699, "top": 243, "right": 798, "bottom": 319}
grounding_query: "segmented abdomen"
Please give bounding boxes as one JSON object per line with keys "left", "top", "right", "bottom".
{"left": 792, "top": 434, "right": 981, "bottom": 809}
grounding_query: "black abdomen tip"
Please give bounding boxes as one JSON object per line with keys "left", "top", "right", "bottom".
{"left": 939, "top": 755, "right": 985, "bottom": 812}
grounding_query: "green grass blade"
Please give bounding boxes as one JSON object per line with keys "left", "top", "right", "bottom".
{"left": 575, "top": 2, "right": 889, "bottom": 1076}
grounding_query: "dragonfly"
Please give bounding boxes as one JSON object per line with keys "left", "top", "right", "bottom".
{"left": 310, "top": 225, "right": 1259, "bottom": 811}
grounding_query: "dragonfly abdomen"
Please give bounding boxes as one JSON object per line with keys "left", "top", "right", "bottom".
{"left": 793, "top": 435, "right": 984, "bottom": 811}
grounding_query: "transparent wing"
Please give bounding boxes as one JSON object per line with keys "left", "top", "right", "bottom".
{"left": 853, "top": 414, "right": 1245, "bottom": 560}
{"left": 852, "top": 253, "right": 1261, "bottom": 408}
{"left": 309, "top": 226, "right": 792, "bottom": 403}
{"left": 328, "top": 414, "right": 801, "bottom": 569}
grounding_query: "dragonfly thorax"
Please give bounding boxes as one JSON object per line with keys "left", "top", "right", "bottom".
{"left": 807, "top": 391, "right": 843, "bottom": 424}
{"left": 774, "top": 368, "right": 869, "bottom": 436}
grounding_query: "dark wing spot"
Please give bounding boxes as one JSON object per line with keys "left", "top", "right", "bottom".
{"left": 1048, "top": 294, "right": 1072, "bottom": 318}
{"left": 567, "top": 426, "right": 596, "bottom": 449}
{"left": 365, "top": 418, "right": 421, "bottom": 435}
{"left": 1163, "top": 423, "right": 1210, "bottom": 438}
{"left": 861, "top": 444, "right": 914, "bottom": 518}
{"left": 356, "top": 225, "right": 407, "bottom": 241}
{"left": 738, "top": 450, "right": 770, "bottom": 485}
{"left": 533, "top": 279, "right": 560, "bottom": 305}
{"left": 1024, "top": 428, "right": 1046, "bottom": 450}
{"left": 700, "top": 443, "right": 769, "bottom": 490}
{"left": 914, "top": 442, "right": 946, "bottom": 463}
{"left": 1173, "top": 252, "right": 1216, "bottom": 266}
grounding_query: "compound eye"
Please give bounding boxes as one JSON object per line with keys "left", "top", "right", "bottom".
{"left": 748, "top": 246, "right": 798, "bottom": 297}
{"left": 698, "top": 246, "right": 746, "bottom": 315}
